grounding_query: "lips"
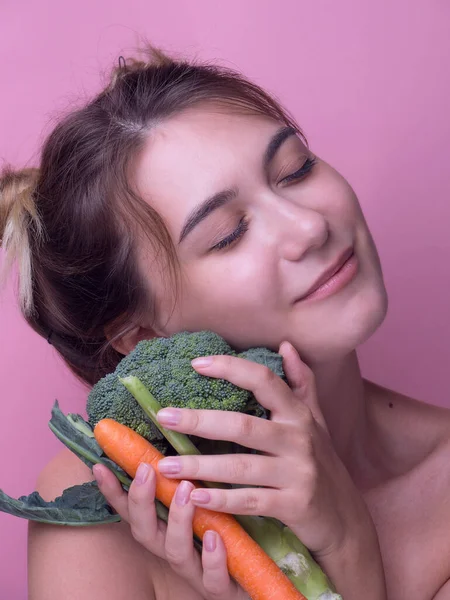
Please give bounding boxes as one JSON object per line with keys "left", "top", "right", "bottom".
{"left": 297, "top": 248, "right": 354, "bottom": 301}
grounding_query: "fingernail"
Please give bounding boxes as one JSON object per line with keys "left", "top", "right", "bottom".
{"left": 204, "top": 530, "right": 217, "bottom": 552}
{"left": 190, "top": 489, "right": 211, "bottom": 504}
{"left": 191, "top": 356, "right": 213, "bottom": 368}
{"left": 175, "top": 480, "right": 194, "bottom": 507}
{"left": 158, "top": 457, "right": 181, "bottom": 474}
{"left": 157, "top": 408, "right": 182, "bottom": 426}
{"left": 279, "top": 341, "right": 291, "bottom": 353}
{"left": 135, "top": 463, "right": 150, "bottom": 485}
{"left": 92, "top": 464, "right": 103, "bottom": 485}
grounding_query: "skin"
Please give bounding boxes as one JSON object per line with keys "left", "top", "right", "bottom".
{"left": 28, "top": 106, "right": 450, "bottom": 600}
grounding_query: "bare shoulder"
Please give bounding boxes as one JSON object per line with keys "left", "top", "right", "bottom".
{"left": 35, "top": 447, "right": 94, "bottom": 498}
{"left": 394, "top": 398, "right": 450, "bottom": 598}
{"left": 29, "top": 449, "right": 159, "bottom": 600}
{"left": 366, "top": 379, "right": 450, "bottom": 466}
{"left": 364, "top": 379, "right": 450, "bottom": 516}
{"left": 365, "top": 382, "right": 450, "bottom": 599}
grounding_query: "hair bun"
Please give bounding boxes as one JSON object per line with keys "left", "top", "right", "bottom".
{"left": 0, "top": 165, "right": 44, "bottom": 315}
{"left": 0, "top": 167, "right": 40, "bottom": 239}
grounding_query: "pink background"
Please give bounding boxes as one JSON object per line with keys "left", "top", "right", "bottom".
{"left": 1, "top": 1, "right": 449, "bottom": 597}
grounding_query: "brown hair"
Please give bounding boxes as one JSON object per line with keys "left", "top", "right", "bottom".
{"left": 0, "top": 45, "right": 305, "bottom": 388}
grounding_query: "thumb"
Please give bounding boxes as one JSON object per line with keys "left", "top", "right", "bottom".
{"left": 279, "top": 341, "right": 329, "bottom": 434}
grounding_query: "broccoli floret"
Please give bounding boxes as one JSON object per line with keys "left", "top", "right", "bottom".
{"left": 87, "top": 330, "right": 284, "bottom": 454}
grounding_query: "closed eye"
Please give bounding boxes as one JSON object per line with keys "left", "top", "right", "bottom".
{"left": 279, "top": 156, "right": 317, "bottom": 185}
{"left": 209, "top": 156, "right": 316, "bottom": 252}
{"left": 210, "top": 217, "right": 249, "bottom": 251}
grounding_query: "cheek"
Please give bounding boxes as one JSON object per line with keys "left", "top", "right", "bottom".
{"left": 172, "top": 252, "right": 279, "bottom": 329}
{"left": 324, "top": 181, "right": 360, "bottom": 224}
{"left": 201, "top": 254, "right": 275, "bottom": 306}
{"left": 307, "top": 163, "right": 362, "bottom": 224}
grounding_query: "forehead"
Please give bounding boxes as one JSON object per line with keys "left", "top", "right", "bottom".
{"left": 130, "top": 107, "right": 286, "bottom": 231}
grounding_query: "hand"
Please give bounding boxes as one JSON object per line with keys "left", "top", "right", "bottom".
{"left": 156, "top": 341, "right": 376, "bottom": 559}
{"left": 93, "top": 462, "right": 249, "bottom": 600}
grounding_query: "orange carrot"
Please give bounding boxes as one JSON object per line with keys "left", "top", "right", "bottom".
{"left": 94, "top": 418, "right": 306, "bottom": 600}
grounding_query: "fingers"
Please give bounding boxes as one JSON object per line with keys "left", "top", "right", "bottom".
{"left": 165, "top": 482, "right": 244, "bottom": 599}
{"left": 94, "top": 464, "right": 245, "bottom": 599}
{"left": 127, "top": 464, "right": 167, "bottom": 554}
{"left": 158, "top": 453, "right": 289, "bottom": 487}
{"left": 158, "top": 346, "right": 328, "bottom": 439}
{"left": 202, "top": 531, "right": 249, "bottom": 599}
{"left": 158, "top": 407, "right": 301, "bottom": 455}
{"left": 93, "top": 463, "right": 131, "bottom": 521}
{"left": 164, "top": 480, "right": 200, "bottom": 570}
{"left": 94, "top": 462, "right": 167, "bottom": 558}
{"left": 279, "top": 341, "right": 328, "bottom": 432}
{"left": 191, "top": 354, "right": 301, "bottom": 420}
{"left": 188, "top": 485, "right": 283, "bottom": 518}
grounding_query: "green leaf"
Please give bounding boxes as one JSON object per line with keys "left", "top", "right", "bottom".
{"left": 48, "top": 401, "right": 131, "bottom": 487}
{"left": 0, "top": 402, "right": 130, "bottom": 526}
{"left": 0, "top": 402, "right": 173, "bottom": 527}
{"left": 0, "top": 481, "right": 121, "bottom": 526}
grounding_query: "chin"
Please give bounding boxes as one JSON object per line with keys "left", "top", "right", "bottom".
{"left": 289, "top": 281, "right": 389, "bottom": 365}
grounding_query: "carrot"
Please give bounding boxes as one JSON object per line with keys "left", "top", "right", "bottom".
{"left": 94, "top": 419, "right": 306, "bottom": 600}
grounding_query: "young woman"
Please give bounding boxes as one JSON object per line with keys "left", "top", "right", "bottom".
{"left": 2, "top": 47, "right": 449, "bottom": 600}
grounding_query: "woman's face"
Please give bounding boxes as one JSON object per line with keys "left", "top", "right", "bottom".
{"left": 132, "top": 105, "right": 388, "bottom": 364}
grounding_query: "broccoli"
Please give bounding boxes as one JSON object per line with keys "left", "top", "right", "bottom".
{"left": 0, "top": 330, "right": 342, "bottom": 598}
{"left": 108, "top": 373, "right": 341, "bottom": 599}
{"left": 87, "top": 330, "right": 284, "bottom": 454}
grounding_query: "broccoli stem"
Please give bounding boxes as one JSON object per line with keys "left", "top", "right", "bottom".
{"left": 121, "top": 375, "right": 342, "bottom": 600}
{"left": 119, "top": 377, "right": 201, "bottom": 456}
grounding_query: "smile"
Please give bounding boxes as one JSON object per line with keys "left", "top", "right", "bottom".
{"left": 296, "top": 250, "right": 359, "bottom": 303}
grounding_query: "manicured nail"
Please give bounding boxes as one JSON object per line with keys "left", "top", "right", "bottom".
{"left": 191, "top": 356, "right": 213, "bottom": 368}
{"left": 175, "top": 480, "right": 194, "bottom": 507}
{"left": 135, "top": 463, "right": 150, "bottom": 485}
{"left": 204, "top": 530, "right": 217, "bottom": 552}
{"left": 190, "top": 489, "right": 211, "bottom": 504}
{"left": 158, "top": 457, "right": 181, "bottom": 474}
{"left": 157, "top": 408, "right": 182, "bottom": 426}
{"left": 279, "top": 341, "right": 291, "bottom": 353}
{"left": 92, "top": 464, "right": 103, "bottom": 485}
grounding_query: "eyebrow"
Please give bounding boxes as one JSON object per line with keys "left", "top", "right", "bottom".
{"left": 178, "top": 125, "right": 298, "bottom": 244}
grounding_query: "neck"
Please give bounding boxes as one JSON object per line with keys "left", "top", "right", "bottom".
{"left": 309, "top": 351, "right": 372, "bottom": 479}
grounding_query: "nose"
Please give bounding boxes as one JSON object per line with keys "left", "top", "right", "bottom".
{"left": 270, "top": 202, "right": 329, "bottom": 262}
